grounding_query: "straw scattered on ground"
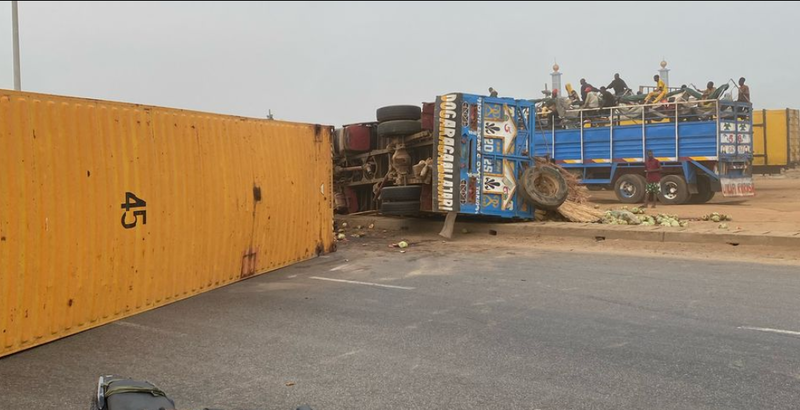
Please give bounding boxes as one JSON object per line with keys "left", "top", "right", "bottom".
{"left": 534, "top": 160, "right": 601, "bottom": 222}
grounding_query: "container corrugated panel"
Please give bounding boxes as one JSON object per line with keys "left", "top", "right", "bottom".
{"left": 753, "top": 109, "right": 787, "bottom": 167}
{"left": 0, "top": 90, "right": 334, "bottom": 357}
{"left": 789, "top": 109, "right": 799, "bottom": 165}
{"left": 752, "top": 109, "right": 800, "bottom": 167}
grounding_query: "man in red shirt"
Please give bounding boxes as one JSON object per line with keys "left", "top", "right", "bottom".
{"left": 644, "top": 150, "right": 662, "bottom": 208}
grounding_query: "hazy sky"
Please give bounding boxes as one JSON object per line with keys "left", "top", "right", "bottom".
{"left": 1, "top": 2, "right": 797, "bottom": 125}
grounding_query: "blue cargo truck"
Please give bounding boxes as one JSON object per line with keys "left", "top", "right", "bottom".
{"left": 532, "top": 99, "right": 755, "bottom": 204}
{"left": 333, "top": 93, "right": 754, "bottom": 219}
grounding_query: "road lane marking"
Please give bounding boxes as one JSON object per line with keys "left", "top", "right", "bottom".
{"left": 329, "top": 264, "right": 349, "bottom": 271}
{"left": 309, "top": 276, "right": 415, "bottom": 290}
{"left": 738, "top": 326, "right": 800, "bottom": 337}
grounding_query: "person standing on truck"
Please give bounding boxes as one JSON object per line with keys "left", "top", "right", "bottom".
{"left": 737, "top": 77, "right": 750, "bottom": 103}
{"left": 643, "top": 150, "right": 662, "bottom": 209}
{"left": 644, "top": 75, "right": 667, "bottom": 105}
{"left": 489, "top": 87, "right": 498, "bottom": 98}
{"left": 607, "top": 73, "right": 629, "bottom": 95}
{"left": 700, "top": 81, "right": 717, "bottom": 109}
{"left": 600, "top": 87, "right": 616, "bottom": 108}
{"left": 700, "top": 81, "right": 716, "bottom": 100}
{"left": 579, "top": 79, "right": 599, "bottom": 102}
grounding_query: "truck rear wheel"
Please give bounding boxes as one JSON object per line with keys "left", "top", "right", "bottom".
{"left": 658, "top": 175, "right": 690, "bottom": 205}
{"left": 376, "top": 105, "right": 421, "bottom": 122}
{"left": 380, "top": 185, "right": 422, "bottom": 202}
{"left": 519, "top": 165, "right": 568, "bottom": 210}
{"left": 377, "top": 120, "right": 421, "bottom": 138}
{"left": 380, "top": 201, "right": 420, "bottom": 216}
{"left": 614, "top": 174, "right": 646, "bottom": 203}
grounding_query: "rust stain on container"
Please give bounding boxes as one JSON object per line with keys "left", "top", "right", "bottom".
{"left": 0, "top": 89, "right": 334, "bottom": 357}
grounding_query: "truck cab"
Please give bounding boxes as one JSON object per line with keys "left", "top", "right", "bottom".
{"left": 333, "top": 94, "right": 567, "bottom": 219}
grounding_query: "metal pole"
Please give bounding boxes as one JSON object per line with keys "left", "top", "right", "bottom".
{"left": 12, "top": 1, "right": 22, "bottom": 91}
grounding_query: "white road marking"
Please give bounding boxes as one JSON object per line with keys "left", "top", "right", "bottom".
{"left": 738, "top": 326, "right": 800, "bottom": 337}
{"left": 288, "top": 275, "right": 298, "bottom": 278}
{"left": 310, "top": 276, "right": 415, "bottom": 290}
{"left": 112, "top": 321, "right": 186, "bottom": 337}
{"left": 329, "top": 264, "right": 349, "bottom": 272}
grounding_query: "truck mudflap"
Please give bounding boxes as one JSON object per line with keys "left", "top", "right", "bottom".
{"left": 720, "top": 176, "right": 755, "bottom": 197}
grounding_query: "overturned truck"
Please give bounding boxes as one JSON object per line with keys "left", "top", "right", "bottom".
{"left": 333, "top": 94, "right": 567, "bottom": 219}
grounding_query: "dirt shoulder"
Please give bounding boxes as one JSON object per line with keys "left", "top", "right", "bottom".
{"left": 589, "top": 169, "right": 800, "bottom": 234}
{"left": 336, "top": 223, "right": 800, "bottom": 268}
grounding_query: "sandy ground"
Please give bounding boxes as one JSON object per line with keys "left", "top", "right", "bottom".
{"left": 337, "top": 168, "right": 800, "bottom": 267}
{"left": 588, "top": 168, "right": 800, "bottom": 233}
{"left": 337, "top": 223, "right": 800, "bottom": 269}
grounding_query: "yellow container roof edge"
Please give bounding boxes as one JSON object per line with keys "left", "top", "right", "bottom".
{"left": 0, "top": 88, "right": 332, "bottom": 129}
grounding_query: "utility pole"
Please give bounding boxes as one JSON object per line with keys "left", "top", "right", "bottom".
{"left": 12, "top": 1, "right": 22, "bottom": 90}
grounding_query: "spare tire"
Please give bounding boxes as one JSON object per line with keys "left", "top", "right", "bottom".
{"left": 380, "top": 201, "right": 420, "bottom": 216}
{"left": 380, "top": 185, "right": 422, "bottom": 202}
{"left": 377, "top": 105, "right": 421, "bottom": 122}
{"left": 519, "top": 165, "right": 569, "bottom": 210}
{"left": 377, "top": 120, "right": 422, "bottom": 138}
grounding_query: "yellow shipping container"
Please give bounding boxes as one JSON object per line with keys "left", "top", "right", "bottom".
{"left": 752, "top": 108, "right": 800, "bottom": 171}
{"left": 0, "top": 90, "right": 333, "bottom": 357}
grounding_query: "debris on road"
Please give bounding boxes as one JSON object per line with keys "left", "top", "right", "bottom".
{"left": 389, "top": 240, "right": 410, "bottom": 249}
{"left": 528, "top": 161, "right": 604, "bottom": 223}
{"left": 602, "top": 209, "right": 689, "bottom": 227}
{"left": 702, "top": 212, "right": 732, "bottom": 222}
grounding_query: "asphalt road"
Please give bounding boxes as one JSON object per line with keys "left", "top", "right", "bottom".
{"left": 2, "top": 238, "right": 800, "bottom": 410}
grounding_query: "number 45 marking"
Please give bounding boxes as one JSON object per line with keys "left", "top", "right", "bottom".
{"left": 121, "top": 192, "right": 147, "bottom": 229}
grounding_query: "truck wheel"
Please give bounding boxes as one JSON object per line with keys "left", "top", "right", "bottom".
{"left": 380, "top": 185, "right": 422, "bottom": 202}
{"left": 377, "top": 105, "right": 421, "bottom": 122}
{"left": 380, "top": 201, "right": 420, "bottom": 216}
{"left": 614, "top": 174, "right": 646, "bottom": 203}
{"left": 377, "top": 120, "right": 422, "bottom": 138}
{"left": 658, "top": 175, "right": 690, "bottom": 205}
{"left": 519, "top": 165, "right": 568, "bottom": 210}
{"left": 688, "top": 176, "right": 716, "bottom": 204}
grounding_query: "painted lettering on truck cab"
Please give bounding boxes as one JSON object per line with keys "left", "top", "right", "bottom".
{"left": 434, "top": 94, "right": 463, "bottom": 212}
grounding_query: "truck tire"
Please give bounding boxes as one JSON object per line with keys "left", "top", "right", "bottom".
{"left": 519, "top": 166, "right": 568, "bottom": 210}
{"left": 376, "top": 105, "right": 421, "bottom": 122}
{"left": 377, "top": 120, "right": 422, "bottom": 138}
{"left": 688, "top": 176, "right": 715, "bottom": 204}
{"left": 380, "top": 185, "right": 422, "bottom": 202}
{"left": 380, "top": 201, "right": 420, "bottom": 216}
{"left": 614, "top": 174, "right": 646, "bottom": 204}
{"left": 658, "top": 175, "right": 690, "bottom": 205}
